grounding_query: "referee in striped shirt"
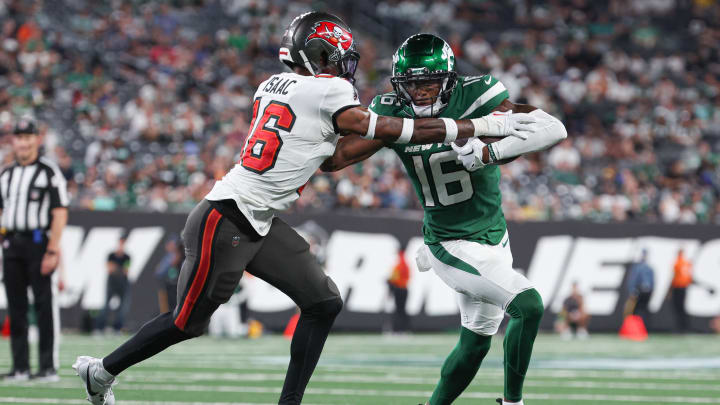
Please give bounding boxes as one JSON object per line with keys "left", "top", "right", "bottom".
{"left": 0, "top": 118, "right": 68, "bottom": 382}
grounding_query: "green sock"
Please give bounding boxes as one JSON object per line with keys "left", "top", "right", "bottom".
{"left": 429, "top": 327, "right": 492, "bottom": 405}
{"left": 503, "top": 289, "right": 544, "bottom": 402}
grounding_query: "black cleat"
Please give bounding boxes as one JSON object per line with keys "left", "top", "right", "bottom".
{"left": 496, "top": 399, "right": 502, "bottom": 404}
{"left": 31, "top": 368, "right": 60, "bottom": 382}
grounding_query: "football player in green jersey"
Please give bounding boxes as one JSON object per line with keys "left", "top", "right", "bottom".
{"left": 321, "top": 34, "right": 567, "bottom": 405}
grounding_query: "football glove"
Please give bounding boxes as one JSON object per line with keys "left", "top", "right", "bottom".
{"left": 451, "top": 138, "right": 488, "bottom": 171}
{"left": 470, "top": 110, "right": 535, "bottom": 140}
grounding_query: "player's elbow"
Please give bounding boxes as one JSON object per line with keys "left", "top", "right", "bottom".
{"left": 320, "top": 159, "right": 339, "bottom": 172}
{"left": 320, "top": 155, "right": 347, "bottom": 172}
{"left": 545, "top": 117, "right": 567, "bottom": 148}
{"left": 531, "top": 109, "right": 567, "bottom": 148}
{"left": 555, "top": 119, "right": 568, "bottom": 142}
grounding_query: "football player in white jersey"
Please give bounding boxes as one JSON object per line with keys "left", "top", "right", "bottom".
{"left": 73, "top": 12, "right": 541, "bottom": 405}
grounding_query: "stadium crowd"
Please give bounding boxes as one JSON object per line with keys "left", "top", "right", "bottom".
{"left": 1, "top": 0, "right": 719, "bottom": 224}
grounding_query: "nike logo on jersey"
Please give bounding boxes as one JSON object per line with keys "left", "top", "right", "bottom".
{"left": 263, "top": 77, "right": 297, "bottom": 95}
{"left": 463, "top": 75, "right": 493, "bottom": 86}
{"left": 502, "top": 236, "right": 509, "bottom": 247}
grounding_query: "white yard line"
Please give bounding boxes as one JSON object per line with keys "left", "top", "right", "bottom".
{"left": 4, "top": 381, "right": 720, "bottom": 403}
{"left": 0, "top": 398, "right": 320, "bottom": 405}
{"left": 43, "top": 353, "right": 720, "bottom": 371}
{"left": 46, "top": 370, "right": 720, "bottom": 392}
{"left": 7, "top": 357, "right": 720, "bottom": 379}
{"left": 20, "top": 354, "right": 720, "bottom": 372}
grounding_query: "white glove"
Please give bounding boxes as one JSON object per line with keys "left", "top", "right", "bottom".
{"left": 451, "top": 138, "right": 487, "bottom": 171}
{"left": 470, "top": 110, "right": 536, "bottom": 140}
{"left": 415, "top": 245, "right": 432, "bottom": 272}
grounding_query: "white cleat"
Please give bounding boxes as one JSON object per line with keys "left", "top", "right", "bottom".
{"left": 2, "top": 369, "right": 30, "bottom": 381}
{"left": 72, "top": 356, "right": 116, "bottom": 405}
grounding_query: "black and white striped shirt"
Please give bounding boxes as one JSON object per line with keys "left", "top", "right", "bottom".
{"left": 0, "top": 157, "right": 69, "bottom": 232}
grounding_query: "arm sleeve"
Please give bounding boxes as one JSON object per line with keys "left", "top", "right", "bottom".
{"left": 48, "top": 165, "right": 70, "bottom": 209}
{"left": 320, "top": 78, "right": 361, "bottom": 134}
{"left": 490, "top": 108, "right": 568, "bottom": 160}
{"left": 459, "top": 75, "right": 510, "bottom": 119}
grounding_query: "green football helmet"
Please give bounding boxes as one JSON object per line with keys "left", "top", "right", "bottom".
{"left": 391, "top": 33, "right": 457, "bottom": 117}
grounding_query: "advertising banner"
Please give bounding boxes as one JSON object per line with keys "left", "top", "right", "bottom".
{"left": 1, "top": 210, "right": 717, "bottom": 333}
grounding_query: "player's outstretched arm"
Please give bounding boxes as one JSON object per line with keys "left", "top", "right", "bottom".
{"left": 320, "top": 134, "right": 386, "bottom": 172}
{"left": 334, "top": 105, "right": 537, "bottom": 145}
{"left": 453, "top": 99, "right": 567, "bottom": 170}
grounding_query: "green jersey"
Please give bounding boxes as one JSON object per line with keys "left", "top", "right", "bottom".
{"left": 369, "top": 75, "right": 509, "bottom": 245}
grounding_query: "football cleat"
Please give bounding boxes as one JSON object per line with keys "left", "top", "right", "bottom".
{"left": 31, "top": 368, "right": 60, "bottom": 382}
{"left": 72, "top": 356, "right": 116, "bottom": 405}
{"left": 1, "top": 369, "right": 30, "bottom": 381}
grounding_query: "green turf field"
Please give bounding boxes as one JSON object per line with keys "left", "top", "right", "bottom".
{"left": 1, "top": 332, "right": 719, "bottom": 404}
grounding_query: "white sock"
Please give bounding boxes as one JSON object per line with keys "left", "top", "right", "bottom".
{"left": 95, "top": 358, "right": 116, "bottom": 383}
{"left": 503, "top": 400, "right": 524, "bottom": 405}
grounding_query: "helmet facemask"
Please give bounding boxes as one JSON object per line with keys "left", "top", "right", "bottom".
{"left": 335, "top": 50, "right": 360, "bottom": 85}
{"left": 391, "top": 69, "right": 457, "bottom": 117}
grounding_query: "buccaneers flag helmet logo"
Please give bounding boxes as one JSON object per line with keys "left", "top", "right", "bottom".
{"left": 305, "top": 21, "right": 354, "bottom": 61}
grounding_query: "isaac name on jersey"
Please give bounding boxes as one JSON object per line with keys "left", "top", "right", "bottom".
{"left": 206, "top": 72, "right": 360, "bottom": 236}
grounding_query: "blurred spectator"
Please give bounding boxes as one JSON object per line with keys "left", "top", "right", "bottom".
{"left": 627, "top": 249, "right": 655, "bottom": 327}
{"left": 387, "top": 250, "right": 410, "bottom": 334}
{"left": 712, "top": 315, "right": 720, "bottom": 334}
{"left": 154, "top": 236, "right": 183, "bottom": 313}
{"left": 96, "top": 237, "right": 131, "bottom": 333}
{"left": 0, "top": 0, "right": 718, "bottom": 226}
{"left": 669, "top": 248, "right": 693, "bottom": 332}
{"left": 555, "top": 282, "right": 590, "bottom": 339}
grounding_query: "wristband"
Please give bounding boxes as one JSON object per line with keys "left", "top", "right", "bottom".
{"left": 488, "top": 143, "right": 499, "bottom": 163}
{"left": 363, "top": 111, "right": 378, "bottom": 140}
{"left": 395, "top": 118, "right": 414, "bottom": 144}
{"left": 440, "top": 118, "right": 458, "bottom": 144}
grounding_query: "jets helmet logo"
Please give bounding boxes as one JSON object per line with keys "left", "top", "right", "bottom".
{"left": 305, "top": 21, "right": 353, "bottom": 61}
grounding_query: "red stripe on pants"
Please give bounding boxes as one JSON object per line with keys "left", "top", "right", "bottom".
{"left": 174, "top": 209, "right": 222, "bottom": 330}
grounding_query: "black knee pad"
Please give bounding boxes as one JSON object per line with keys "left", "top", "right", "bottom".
{"left": 302, "top": 296, "right": 343, "bottom": 320}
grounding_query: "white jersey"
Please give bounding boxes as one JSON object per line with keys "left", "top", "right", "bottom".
{"left": 206, "top": 72, "right": 360, "bottom": 235}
